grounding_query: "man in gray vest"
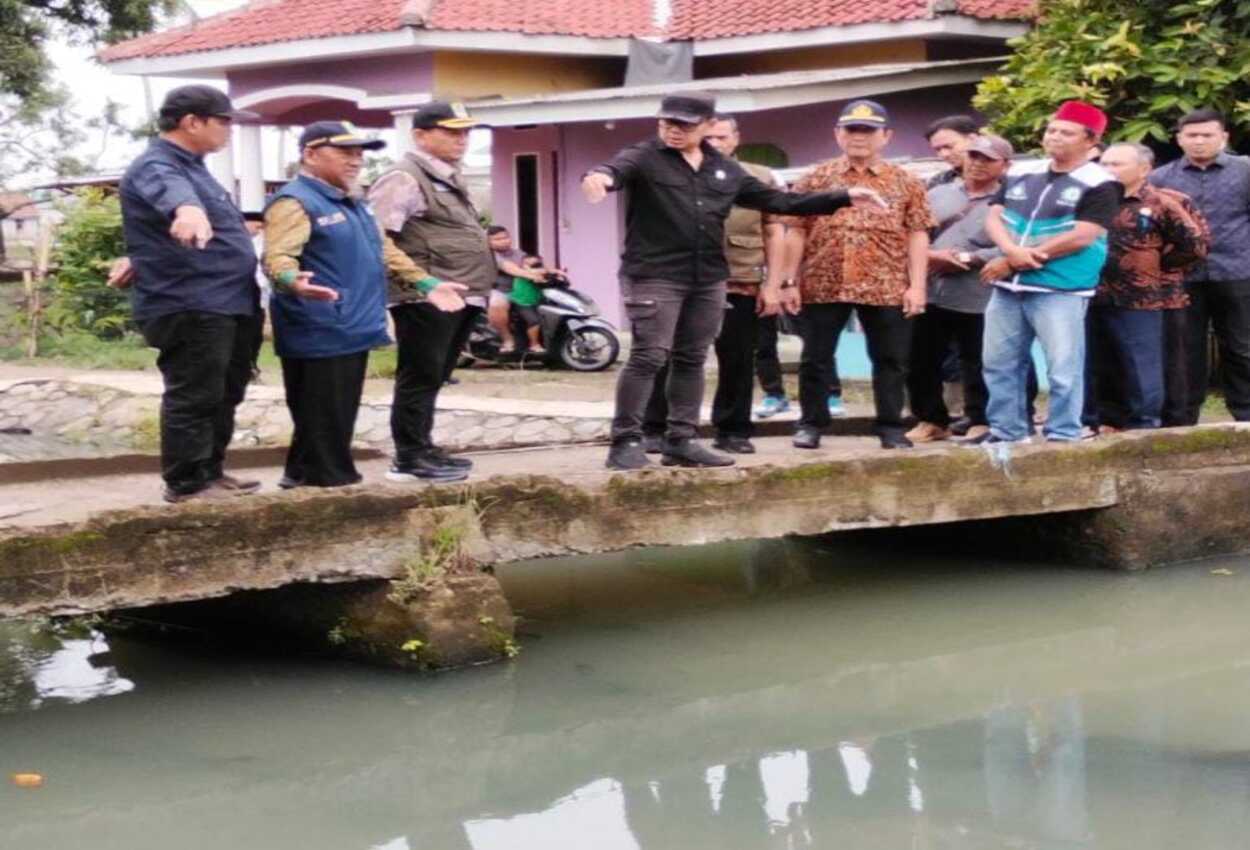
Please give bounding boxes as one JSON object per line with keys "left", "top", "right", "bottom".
{"left": 368, "top": 101, "right": 494, "bottom": 479}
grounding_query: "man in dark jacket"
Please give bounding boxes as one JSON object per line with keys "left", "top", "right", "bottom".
{"left": 119, "top": 85, "right": 263, "bottom": 503}
{"left": 582, "top": 92, "right": 887, "bottom": 470}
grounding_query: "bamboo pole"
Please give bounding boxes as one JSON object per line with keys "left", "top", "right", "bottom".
{"left": 25, "top": 220, "right": 53, "bottom": 358}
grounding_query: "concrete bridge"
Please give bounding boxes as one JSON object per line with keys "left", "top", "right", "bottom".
{"left": 3, "top": 425, "right": 1250, "bottom": 666}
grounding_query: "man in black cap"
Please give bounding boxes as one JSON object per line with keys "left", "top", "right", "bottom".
{"left": 582, "top": 92, "right": 888, "bottom": 470}
{"left": 119, "top": 84, "right": 266, "bottom": 503}
{"left": 368, "top": 100, "right": 493, "bottom": 481}
{"left": 264, "top": 121, "right": 468, "bottom": 488}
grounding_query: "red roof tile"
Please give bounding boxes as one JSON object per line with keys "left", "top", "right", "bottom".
{"left": 100, "top": 0, "right": 1033, "bottom": 62}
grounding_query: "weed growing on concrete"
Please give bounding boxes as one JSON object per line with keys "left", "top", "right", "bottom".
{"left": 388, "top": 496, "right": 483, "bottom": 605}
{"left": 479, "top": 615, "right": 520, "bottom": 659}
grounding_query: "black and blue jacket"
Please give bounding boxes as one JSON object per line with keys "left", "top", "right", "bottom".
{"left": 266, "top": 175, "right": 392, "bottom": 360}
{"left": 998, "top": 159, "right": 1115, "bottom": 292}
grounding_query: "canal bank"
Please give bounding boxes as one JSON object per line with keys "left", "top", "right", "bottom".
{"left": 4, "top": 426, "right": 1250, "bottom": 669}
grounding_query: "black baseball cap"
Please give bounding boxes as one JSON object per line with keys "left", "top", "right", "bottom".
{"left": 298, "top": 121, "right": 386, "bottom": 150}
{"left": 411, "top": 100, "right": 480, "bottom": 130}
{"left": 837, "top": 99, "right": 891, "bottom": 129}
{"left": 657, "top": 93, "right": 716, "bottom": 125}
{"left": 159, "top": 84, "right": 258, "bottom": 123}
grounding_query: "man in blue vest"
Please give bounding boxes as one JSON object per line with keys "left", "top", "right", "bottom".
{"left": 263, "top": 121, "right": 468, "bottom": 488}
{"left": 975, "top": 101, "right": 1120, "bottom": 444}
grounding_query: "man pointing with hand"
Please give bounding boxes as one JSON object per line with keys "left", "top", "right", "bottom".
{"left": 583, "top": 92, "right": 888, "bottom": 471}
{"left": 120, "top": 85, "right": 266, "bottom": 503}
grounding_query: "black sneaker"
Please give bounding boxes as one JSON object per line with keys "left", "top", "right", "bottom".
{"left": 425, "top": 446, "right": 473, "bottom": 469}
{"left": 879, "top": 432, "right": 914, "bottom": 450}
{"left": 712, "top": 435, "right": 756, "bottom": 454}
{"left": 386, "top": 457, "right": 469, "bottom": 482}
{"left": 277, "top": 475, "right": 304, "bottom": 490}
{"left": 661, "top": 438, "right": 735, "bottom": 468}
{"left": 606, "top": 439, "right": 651, "bottom": 470}
{"left": 948, "top": 416, "right": 973, "bottom": 437}
{"left": 642, "top": 434, "right": 665, "bottom": 454}
{"left": 792, "top": 426, "right": 822, "bottom": 450}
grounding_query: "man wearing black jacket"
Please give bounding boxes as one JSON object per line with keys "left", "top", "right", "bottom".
{"left": 583, "top": 93, "right": 886, "bottom": 470}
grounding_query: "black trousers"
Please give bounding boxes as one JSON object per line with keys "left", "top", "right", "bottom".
{"left": 755, "top": 314, "right": 786, "bottom": 398}
{"left": 390, "top": 302, "right": 483, "bottom": 461}
{"left": 1176, "top": 279, "right": 1250, "bottom": 423}
{"left": 1162, "top": 307, "right": 1191, "bottom": 427}
{"left": 644, "top": 293, "right": 759, "bottom": 438}
{"left": 799, "top": 302, "right": 911, "bottom": 434}
{"left": 280, "top": 351, "right": 368, "bottom": 487}
{"left": 139, "top": 310, "right": 260, "bottom": 495}
{"left": 907, "top": 306, "right": 988, "bottom": 428}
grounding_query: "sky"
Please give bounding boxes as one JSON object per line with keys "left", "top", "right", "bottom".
{"left": 37, "top": 0, "right": 489, "bottom": 188}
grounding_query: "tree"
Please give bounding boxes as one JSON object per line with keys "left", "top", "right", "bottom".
{"left": 1, "top": 0, "right": 177, "bottom": 102}
{"left": 974, "top": 0, "right": 1250, "bottom": 152}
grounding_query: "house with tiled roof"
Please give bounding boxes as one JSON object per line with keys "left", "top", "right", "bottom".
{"left": 102, "top": 0, "right": 1034, "bottom": 324}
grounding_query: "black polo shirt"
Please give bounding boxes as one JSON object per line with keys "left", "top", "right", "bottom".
{"left": 120, "top": 138, "right": 258, "bottom": 321}
{"left": 592, "top": 138, "right": 849, "bottom": 285}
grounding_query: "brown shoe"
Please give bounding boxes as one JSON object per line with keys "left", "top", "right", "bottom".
{"left": 904, "top": 421, "right": 950, "bottom": 443}
{"left": 163, "top": 480, "right": 258, "bottom": 504}
{"left": 214, "top": 473, "right": 261, "bottom": 492}
{"left": 961, "top": 424, "right": 990, "bottom": 442}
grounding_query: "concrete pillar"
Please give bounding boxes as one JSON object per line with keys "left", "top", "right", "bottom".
{"left": 207, "top": 130, "right": 236, "bottom": 198}
{"left": 393, "top": 112, "right": 414, "bottom": 156}
{"left": 238, "top": 123, "right": 265, "bottom": 213}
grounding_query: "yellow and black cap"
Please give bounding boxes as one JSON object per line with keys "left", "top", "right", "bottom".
{"left": 411, "top": 101, "right": 480, "bottom": 130}
{"left": 299, "top": 121, "right": 386, "bottom": 151}
{"left": 837, "top": 99, "right": 891, "bottom": 129}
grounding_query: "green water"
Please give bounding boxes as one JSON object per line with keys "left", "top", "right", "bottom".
{"left": 4, "top": 537, "right": 1250, "bottom": 849}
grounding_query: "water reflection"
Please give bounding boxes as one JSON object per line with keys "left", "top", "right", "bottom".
{"left": 5, "top": 541, "right": 1250, "bottom": 849}
{"left": 1, "top": 623, "right": 133, "bottom": 713}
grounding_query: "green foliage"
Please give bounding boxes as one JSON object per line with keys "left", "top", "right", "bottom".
{"left": 46, "top": 188, "right": 132, "bottom": 339}
{"left": 1, "top": 0, "right": 177, "bottom": 101}
{"left": 974, "top": 0, "right": 1250, "bottom": 150}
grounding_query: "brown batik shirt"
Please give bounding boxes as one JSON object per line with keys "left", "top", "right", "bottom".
{"left": 1096, "top": 184, "right": 1210, "bottom": 310}
{"left": 787, "top": 157, "right": 935, "bottom": 306}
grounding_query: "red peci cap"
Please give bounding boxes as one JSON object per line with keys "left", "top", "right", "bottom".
{"left": 1053, "top": 101, "right": 1108, "bottom": 136}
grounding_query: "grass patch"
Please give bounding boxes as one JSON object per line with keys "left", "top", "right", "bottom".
{"left": 0, "top": 330, "right": 400, "bottom": 379}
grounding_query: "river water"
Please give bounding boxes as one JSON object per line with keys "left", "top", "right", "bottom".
{"left": 4, "top": 537, "right": 1250, "bottom": 849}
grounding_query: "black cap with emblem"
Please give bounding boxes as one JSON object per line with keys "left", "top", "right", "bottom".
{"left": 411, "top": 100, "right": 481, "bottom": 130}
{"left": 837, "top": 99, "right": 891, "bottom": 129}
{"left": 657, "top": 92, "right": 716, "bottom": 125}
{"left": 298, "top": 121, "right": 387, "bottom": 150}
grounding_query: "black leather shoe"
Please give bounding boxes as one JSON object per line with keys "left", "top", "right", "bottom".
{"left": 425, "top": 446, "right": 473, "bottom": 469}
{"left": 792, "top": 426, "right": 822, "bottom": 449}
{"left": 277, "top": 475, "right": 304, "bottom": 490}
{"left": 642, "top": 434, "right": 665, "bottom": 454}
{"left": 948, "top": 416, "right": 973, "bottom": 437}
{"left": 661, "top": 439, "right": 735, "bottom": 467}
{"left": 606, "top": 439, "right": 651, "bottom": 470}
{"left": 712, "top": 435, "right": 756, "bottom": 454}
{"left": 386, "top": 456, "right": 469, "bottom": 482}
{"left": 879, "top": 432, "right": 914, "bottom": 449}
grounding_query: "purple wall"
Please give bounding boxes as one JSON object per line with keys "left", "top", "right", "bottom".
{"left": 492, "top": 84, "right": 980, "bottom": 326}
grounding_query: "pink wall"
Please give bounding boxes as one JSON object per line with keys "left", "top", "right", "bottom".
{"left": 492, "top": 84, "right": 981, "bottom": 326}
{"left": 228, "top": 53, "right": 434, "bottom": 98}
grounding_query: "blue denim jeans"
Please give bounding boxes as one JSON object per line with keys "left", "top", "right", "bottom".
{"left": 1083, "top": 304, "right": 1164, "bottom": 430}
{"left": 983, "top": 288, "right": 1089, "bottom": 441}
